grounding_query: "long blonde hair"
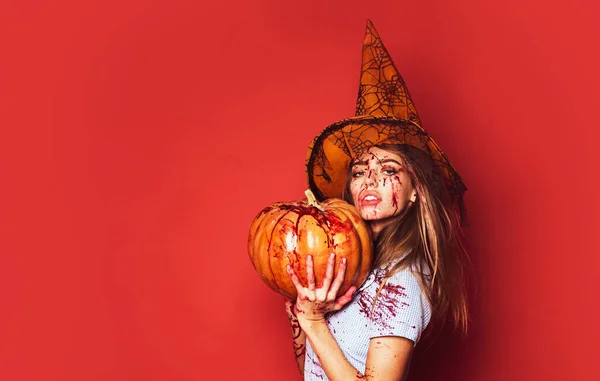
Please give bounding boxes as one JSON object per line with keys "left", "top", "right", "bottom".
{"left": 342, "top": 144, "right": 469, "bottom": 334}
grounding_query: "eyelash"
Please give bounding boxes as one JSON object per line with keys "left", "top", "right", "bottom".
{"left": 352, "top": 168, "right": 398, "bottom": 177}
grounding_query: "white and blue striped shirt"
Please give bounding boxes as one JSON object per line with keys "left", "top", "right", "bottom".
{"left": 304, "top": 264, "right": 431, "bottom": 380}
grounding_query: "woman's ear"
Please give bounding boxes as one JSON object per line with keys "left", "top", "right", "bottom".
{"left": 410, "top": 191, "right": 417, "bottom": 203}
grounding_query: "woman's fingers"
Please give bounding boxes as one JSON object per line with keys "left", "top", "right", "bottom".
{"left": 289, "top": 254, "right": 350, "bottom": 304}
{"left": 287, "top": 255, "right": 356, "bottom": 316}
{"left": 333, "top": 286, "right": 356, "bottom": 311}
{"left": 287, "top": 260, "right": 316, "bottom": 302}
{"left": 321, "top": 253, "right": 335, "bottom": 291}
{"left": 286, "top": 264, "right": 304, "bottom": 293}
{"left": 327, "top": 257, "right": 347, "bottom": 299}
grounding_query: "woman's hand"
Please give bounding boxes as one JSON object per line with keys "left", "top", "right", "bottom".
{"left": 287, "top": 253, "right": 356, "bottom": 325}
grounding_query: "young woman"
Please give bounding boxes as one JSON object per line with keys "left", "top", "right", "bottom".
{"left": 283, "top": 20, "right": 469, "bottom": 380}
{"left": 286, "top": 144, "right": 468, "bottom": 380}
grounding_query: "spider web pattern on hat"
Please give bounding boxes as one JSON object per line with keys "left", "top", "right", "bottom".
{"left": 306, "top": 20, "right": 466, "bottom": 208}
{"left": 355, "top": 21, "right": 420, "bottom": 123}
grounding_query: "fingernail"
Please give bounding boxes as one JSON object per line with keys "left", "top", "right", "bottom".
{"left": 330, "top": 253, "right": 335, "bottom": 259}
{"left": 342, "top": 257, "right": 347, "bottom": 264}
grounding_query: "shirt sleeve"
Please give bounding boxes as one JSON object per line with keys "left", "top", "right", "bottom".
{"left": 367, "top": 268, "right": 432, "bottom": 344}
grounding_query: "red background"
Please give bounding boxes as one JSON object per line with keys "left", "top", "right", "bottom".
{"left": 1, "top": 0, "right": 599, "bottom": 380}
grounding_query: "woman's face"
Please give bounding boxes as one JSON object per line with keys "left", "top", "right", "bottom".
{"left": 349, "top": 147, "right": 417, "bottom": 223}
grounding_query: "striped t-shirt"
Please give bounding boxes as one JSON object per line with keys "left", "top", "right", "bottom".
{"left": 304, "top": 264, "right": 431, "bottom": 380}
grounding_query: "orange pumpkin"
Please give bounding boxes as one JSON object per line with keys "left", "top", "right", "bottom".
{"left": 248, "top": 189, "right": 373, "bottom": 299}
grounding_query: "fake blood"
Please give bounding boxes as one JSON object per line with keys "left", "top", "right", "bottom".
{"left": 309, "top": 355, "right": 326, "bottom": 380}
{"left": 391, "top": 175, "right": 404, "bottom": 213}
{"left": 268, "top": 204, "right": 351, "bottom": 234}
{"left": 264, "top": 203, "right": 354, "bottom": 279}
{"left": 357, "top": 273, "right": 409, "bottom": 331}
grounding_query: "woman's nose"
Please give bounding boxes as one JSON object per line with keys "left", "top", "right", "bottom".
{"left": 366, "top": 170, "right": 379, "bottom": 188}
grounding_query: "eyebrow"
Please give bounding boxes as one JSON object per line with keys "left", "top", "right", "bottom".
{"left": 380, "top": 159, "right": 403, "bottom": 166}
{"left": 351, "top": 159, "right": 403, "bottom": 167}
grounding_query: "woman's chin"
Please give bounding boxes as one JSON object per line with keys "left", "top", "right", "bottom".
{"left": 360, "top": 209, "right": 384, "bottom": 221}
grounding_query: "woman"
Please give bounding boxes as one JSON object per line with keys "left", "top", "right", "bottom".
{"left": 284, "top": 20, "right": 469, "bottom": 380}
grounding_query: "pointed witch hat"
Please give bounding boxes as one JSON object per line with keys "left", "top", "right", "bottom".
{"left": 306, "top": 20, "right": 466, "bottom": 209}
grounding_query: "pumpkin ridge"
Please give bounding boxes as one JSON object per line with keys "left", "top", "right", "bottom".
{"left": 250, "top": 208, "right": 275, "bottom": 275}
{"left": 295, "top": 211, "right": 325, "bottom": 287}
{"left": 332, "top": 203, "right": 373, "bottom": 286}
{"left": 267, "top": 210, "right": 296, "bottom": 292}
{"left": 346, "top": 211, "right": 363, "bottom": 287}
{"left": 333, "top": 207, "right": 363, "bottom": 287}
{"left": 280, "top": 212, "right": 303, "bottom": 265}
{"left": 282, "top": 215, "right": 302, "bottom": 290}
{"left": 248, "top": 209, "right": 268, "bottom": 266}
{"left": 255, "top": 212, "right": 283, "bottom": 292}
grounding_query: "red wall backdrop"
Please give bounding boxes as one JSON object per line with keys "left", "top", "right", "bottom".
{"left": 1, "top": 0, "right": 599, "bottom": 380}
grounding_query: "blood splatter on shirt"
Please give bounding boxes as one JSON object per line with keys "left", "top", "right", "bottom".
{"left": 304, "top": 264, "right": 431, "bottom": 380}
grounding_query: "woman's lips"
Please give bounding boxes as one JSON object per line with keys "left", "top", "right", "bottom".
{"left": 359, "top": 199, "right": 381, "bottom": 207}
{"left": 359, "top": 192, "right": 381, "bottom": 207}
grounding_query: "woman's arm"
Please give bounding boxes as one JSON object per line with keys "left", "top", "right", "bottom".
{"left": 363, "top": 336, "right": 413, "bottom": 380}
{"left": 288, "top": 254, "right": 415, "bottom": 380}
{"left": 302, "top": 320, "right": 413, "bottom": 380}
{"left": 285, "top": 300, "right": 306, "bottom": 378}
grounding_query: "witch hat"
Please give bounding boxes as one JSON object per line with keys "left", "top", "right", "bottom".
{"left": 306, "top": 20, "right": 466, "bottom": 208}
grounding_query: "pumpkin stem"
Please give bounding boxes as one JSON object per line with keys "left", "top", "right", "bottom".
{"left": 304, "top": 189, "right": 320, "bottom": 208}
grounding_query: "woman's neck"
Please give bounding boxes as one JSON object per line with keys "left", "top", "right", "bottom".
{"left": 370, "top": 223, "right": 382, "bottom": 239}
{"left": 369, "top": 203, "right": 415, "bottom": 239}
{"left": 369, "top": 219, "right": 393, "bottom": 239}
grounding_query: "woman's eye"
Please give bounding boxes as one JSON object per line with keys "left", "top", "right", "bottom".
{"left": 352, "top": 170, "right": 365, "bottom": 178}
{"left": 382, "top": 168, "right": 398, "bottom": 175}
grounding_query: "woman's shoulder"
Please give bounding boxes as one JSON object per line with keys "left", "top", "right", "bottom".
{"left": 383, "top": 265, "right": 422, "bottom": 287}
{"left": 378, "top": 257, "right": 432, "bottom": 297}
{"left": 367, "top": 260, "right": 433, "bottom": 342}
